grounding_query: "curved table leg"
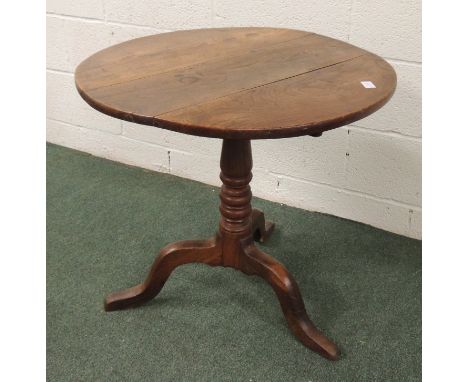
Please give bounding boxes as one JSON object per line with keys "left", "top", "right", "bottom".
{"left": 251, "top": 208, "right": 275, "bottom": 243}
{"left": 241, "top": 243, "right": 340, "bottom": 360}
{"left": 105, "top": 237, "right": 222, "bottom": 311}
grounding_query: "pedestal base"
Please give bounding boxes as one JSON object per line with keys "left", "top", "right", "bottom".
{"left": 104, "top": 140, "right": 340, "bottom": 361}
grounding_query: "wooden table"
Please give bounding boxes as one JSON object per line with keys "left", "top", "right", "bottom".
{"left": 75, "top": 27, "right": 396, "bottom": 360}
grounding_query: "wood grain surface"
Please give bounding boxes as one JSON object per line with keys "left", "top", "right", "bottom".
{"left": 76, "top": 27, "right": 396, "bottom": 139}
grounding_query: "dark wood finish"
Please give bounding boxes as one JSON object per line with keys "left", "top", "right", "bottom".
{"left": 76, "top": 28, "right": 396, "bottom": 139}
{"left": 241, "top": 243, "right": 339, "bottom": 360}
{"left": 104, "top": 140, "right": 340, "bottom": 360}
{"left": 105, "top": 238, "right": 222, "bottom": 311}
{"left": 251, "top": 208, "right": 275, "bottom": 243}
{"left": 75, "top": 28, "right": 397, "bottom": 360}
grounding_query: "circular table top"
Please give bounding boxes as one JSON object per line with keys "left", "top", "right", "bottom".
{"left": 75, "top": 28, "right": 396, "bottom": 139}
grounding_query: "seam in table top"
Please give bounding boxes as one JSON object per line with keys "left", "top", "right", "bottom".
{"left": 153, "top": 53, "right": 367, "bottom": 119}
{"left": 82, "top": 32, "right": 315, "bottom": 92}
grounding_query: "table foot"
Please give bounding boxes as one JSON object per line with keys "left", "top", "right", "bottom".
{"left": 251, "top": 208, "right": 275, "bottom": 243}
{"left": 104, "top": 237, "right": 221, "bottom": 311}
{"left": 241, "top": 242, "right": 340, "bottom": 361}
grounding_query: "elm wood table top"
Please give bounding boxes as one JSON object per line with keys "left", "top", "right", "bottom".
{"left": 75, "top": 27, "right": 396, "bottom": 139}
{"left": 75, "top": 28, "right": 396, "bottom": 361}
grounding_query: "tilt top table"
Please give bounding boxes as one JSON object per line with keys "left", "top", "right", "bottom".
{"left": 75, "top": 27, "right": 396, "bottom": 360}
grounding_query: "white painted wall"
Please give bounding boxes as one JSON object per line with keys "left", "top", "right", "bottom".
{"left": 46, "top": 1, "right": 422, "bottom": 239}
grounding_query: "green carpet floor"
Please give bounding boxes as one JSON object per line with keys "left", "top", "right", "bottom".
{"left": 47, "top": 143, "right": 421, "bottom": 381}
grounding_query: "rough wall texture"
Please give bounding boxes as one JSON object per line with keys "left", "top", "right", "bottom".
{"left": 46, "top": 0, "right": 422, "bottom": 239}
